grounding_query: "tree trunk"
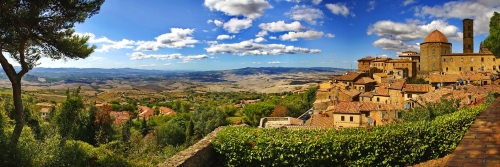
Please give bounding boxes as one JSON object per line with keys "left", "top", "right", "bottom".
{"left": 10, "top": 80, "right": 24, "bottom": 146}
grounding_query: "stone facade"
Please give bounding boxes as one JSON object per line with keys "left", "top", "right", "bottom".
{"left": 441, "top": 53, "right": 499, "bottom": 74}
{"left": 419, "top": 41, "right": 452, "bottom": 75}
{"left": 463, "top": 19, "right": 474, "bottom": 53}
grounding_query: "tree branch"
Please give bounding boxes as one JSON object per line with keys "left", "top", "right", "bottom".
{"left": 0, "top": 50, "right": 18, "bottom": 83}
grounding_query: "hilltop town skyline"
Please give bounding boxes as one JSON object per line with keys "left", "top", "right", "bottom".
{"left": 6, "top": 0, "right": 499, "bottom": 71}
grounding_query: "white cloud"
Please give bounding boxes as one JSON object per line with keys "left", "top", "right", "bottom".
{"left": 212, "top": 28, "right": 218, "bottom": 31}
{"left": 131, "top": 52, "right": 209, "bottom": 62}
{"left": 269, "top": 36, "right": 277, "bottom": 39}
{"left": 280, "top": 30, "right": 324, "bottom": 41}
{"left": 214, "top": 20, "right": 224, "bottom": 26}
{"left": 207, "top": 19, "right": 213, "bottom": 24}
{"left": 367, "top": 0, "right": 376, "bottom": 12}
{"left": 367, "top": 19, "right": 462, "bottom": 42}
{"left": 139, "top": 64, "right": 157, "bottom": 67}
{"left": 203, "top": 0, "right": 273, "bottom": 19}
{"left": 205, "top": 40, "right": 321, "bottom": 56}
{"left": 256, "top": 30, "right": 268, "bottom": 37}
{"left": 372, "top": 38, "right": 420, "bottom": 52}
{"left": 164, "top": 63, "right": 173, "bottom": 66}
{"left": 223, "top": 18, "right": 253, "bottom": 33}
{"left": 135, "top": 28, "right": 199, "bottom": 51}
{"left": 415, "top": 1, "right": 500, "bottom": 35}
{"left": 74, "top": 33, "right": 136, "bottom": 52}
{"left": 402, "top": 0, "right": 416, "bottom": 6}
{"left": 312, "top": 0, "right": 322, "bottom": 5}
{"left": 203, "top": 30, "right": 209, "bottom": 32}
{"left": 268, "top": 61, "right": 283, "bottom": 64}
{"left": 285, "top": 5, "right": 324, "bottom": 25}
{"left": 216, "top": 34, "right": 236, "bottom": 40}
{"left": 97, "top": 39, "right": 136, "bottom": 52}
{"left": 259, "top": 20, "right": 305, "bottom": 32}
{"left": 326, "top": 33, "right": 335, "bottom": 38}
{"left": 325, "top": 3, "right": 354, "bottom": 17}
{"left": 253, "top": 62, "right": 261, "bottom": 64}
{"left": 254, "top": 37, "right": 267, "bottom": 43}
{"left": 206, "top": 40, "right": 218, "bottom": 45}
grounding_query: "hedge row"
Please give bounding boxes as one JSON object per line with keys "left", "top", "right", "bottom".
{"left": 212, "top": 104, "right": 488, "bottom": 167}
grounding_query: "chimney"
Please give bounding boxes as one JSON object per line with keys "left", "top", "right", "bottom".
{"left": 463, "top": 18, "right": 474, "bottom": 53}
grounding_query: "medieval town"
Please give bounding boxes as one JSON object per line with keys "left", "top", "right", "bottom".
{"left": 259, "top": 18, "right": 500, "bottom": 129}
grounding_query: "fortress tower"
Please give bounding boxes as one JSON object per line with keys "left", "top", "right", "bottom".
{"left": 463, "top": 18, "right": 474, "bottom": 53}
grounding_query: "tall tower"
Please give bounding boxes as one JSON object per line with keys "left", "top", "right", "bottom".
{"left": 463, "top": 18, "right": 474, "bottom": 53}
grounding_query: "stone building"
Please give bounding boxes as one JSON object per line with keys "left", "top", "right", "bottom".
{"left": 358, "top": 18, "right": 499, "bottom": 80}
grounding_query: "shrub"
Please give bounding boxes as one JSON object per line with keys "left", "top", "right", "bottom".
{"left": 213, "top": 104, "right": 488, "bottom": 167}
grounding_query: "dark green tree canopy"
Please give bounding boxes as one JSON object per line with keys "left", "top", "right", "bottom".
{"left": 485, "top": 11, "right": 500, "bottom": 58}
{"left": 0, "top": 0, "right": 104, "bottom": 146}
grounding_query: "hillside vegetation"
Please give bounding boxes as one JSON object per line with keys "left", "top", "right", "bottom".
{"left": 212, "top": 94, "right": 496, "bottom": 166}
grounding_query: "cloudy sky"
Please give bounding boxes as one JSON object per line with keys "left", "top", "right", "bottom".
{"left": 20, "top": 0, "right": 500, "bottom": 70}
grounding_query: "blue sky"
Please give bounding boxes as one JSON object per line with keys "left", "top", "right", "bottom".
{"left": 22, "top": 0, "right": 500, "bottom": 71}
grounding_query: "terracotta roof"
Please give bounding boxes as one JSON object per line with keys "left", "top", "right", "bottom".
{"left": 354, "top": 77, "right": 376, "bottom": 84}
{"left": 330, "top": 101, "right": 395, "bottom": 114}
{"left": 359, "top": 92, "right": 375, "bottom": 97}
{"left": 373, "top": 58, "right": 391, "bottom": 62}
{"left": 36, "top": 103, "right": 53, "bottom": 108}
{"left": 340, "top": 89, "right": 361, "bottom": 97}
{"left": 309, "top": 114, "right": 334, "bottom": 127}
{"left": 403, "top": 84, "right": 432, "bottom": 93}
{"left": 159, "top": 107, "right": 176, "bottom": 115}
{"left": 358, "top": 56, "right": 375, "bottom": 61}
{"left": 333, "top": 72, "right": 364, "bottom": 81}
{"left": 402, "top": 50, "right": 417, "bottom": 53}
{"left": 388, "top": 79, "right": 406, "bottom": 90}
{"left": 138, "top": 106, "right": 154, "bottom": 120}
{"left": 424, "top": 30, "right": 449, "bottom": 43}
{"left": 374, "top": 86, "right": 389, "bottom": 96}
{"left": 289, "top": 118, "right": 304, "bottom": 125}
{"left": 429, "top": 73, "right": 491, "bottom": 83}
{"left": 399, "top": 54, "right": 420, "bottom": 57}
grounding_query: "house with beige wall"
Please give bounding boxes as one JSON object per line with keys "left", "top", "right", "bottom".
{"left": 330, "top": 101, "right": 396, "bottom": 128}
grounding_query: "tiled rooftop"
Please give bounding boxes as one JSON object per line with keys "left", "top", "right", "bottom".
{"left": 329, "top": 101, "right": 395, "bottom": 114}
{"left": 388, "top": 79, "right": 406, "bottom": 90}
{"left": 355, "top": 77, "right": 377, "bottom": 84}
{"left": 360, "top": 92, "right": 375, "bottom": 97}
{"left": 309, "top": 114, "right": 334, "bottom": 127}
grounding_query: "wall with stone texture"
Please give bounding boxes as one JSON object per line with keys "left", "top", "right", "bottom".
{"left": 159, "top": 125, "right": 246, "bottom": 167}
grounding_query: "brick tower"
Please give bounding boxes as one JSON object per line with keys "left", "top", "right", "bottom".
{"left": 463, "top": 18, "right": 474, "bottom": 53}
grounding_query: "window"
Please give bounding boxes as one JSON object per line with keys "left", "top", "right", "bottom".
{"left": 471, "top": 58, "right": 473, "bottom": 61}
{"left": 482, "top": 57, "right": 484, "bottom": 62}
{"left": 341, "top": 116, "right": 345, "bottom": 121}
{"left": 450, "top": 58, "right": 453, "bottom": 62}
{"left": 408, "top": 94, "right": 413, "bottom": 98}
{"left": 350, "top": 116, "right": 354, "bottom": 122}
{"left": 494, "top": 58, "right": 496, "bottom": 62}
{"left": 461, "top": 58, "right": 464, "bottom": 62}
{"left": 459, "top": 67, "right": 462, "bottom": 71}
{"left": 377, "top": 97, "right": 380, "bottom": 102}
{"left": 443, "top": 58, "right": 446, "bottom": 62}
{"left": 470, "top": 67, "right": 474, "bottom": 71}
{"left": 446, "top": 67, "right": 448, "bottom": 72}
{"left": 468, "top": 25, "right": 471, "bottom": 30}
{"left": 494, "top": 66, "right": 496, "bottom": 71}
{"left": 468, "top": 32, "right": 471, "bottom": 37}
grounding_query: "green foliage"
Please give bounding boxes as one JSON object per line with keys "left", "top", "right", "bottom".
{"left": 408, "top": 77, "right": 429, "bottom": 84}
{"left": 213, "top": 104, "right": 488, "bottom": 167}
{"left": 486, "top": 91, "right": 500, "bottom": 104}
{"left": 401, "top": 98, "right": 460, "bottom": 122}
{"left": 302, "top": 86, "right": 319, "bottom": 110}
{"left": 243, "top": 102, "right": 275, "bottom": 126}
{"left": 156, "top": 122, "right": 186, "bottom": 147}
{"left": 141, "top": 118, "right": 149, "bottom": 137}
{"left": 192, "top": 106, "right": 228, "bottom": 137}
{"left": 0, "top": 0, "right": 105, "bottom": 147}
{"left": 186, "top": 119, "right": 194, "bottom": 145}
{"left": 485, "top": 12, "right": 500, "bottom": 58}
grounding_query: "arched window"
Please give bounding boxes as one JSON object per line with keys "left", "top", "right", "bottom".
{"left": 443, "top": 58, "right": 446, "bottom": 62}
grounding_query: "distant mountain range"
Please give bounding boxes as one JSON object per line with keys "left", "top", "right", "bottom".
{"left": 0, "top": 67, "right": 348, "bottom": 83}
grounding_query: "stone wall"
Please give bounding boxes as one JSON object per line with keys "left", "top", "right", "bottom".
{"left": 159, "top": 125, "right": 244, "bottom": 167}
